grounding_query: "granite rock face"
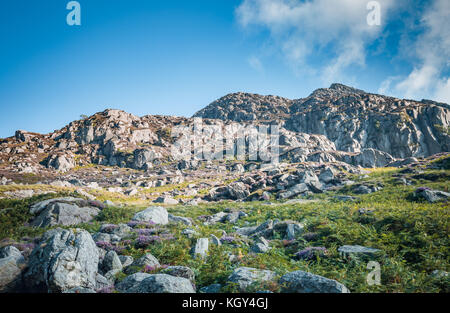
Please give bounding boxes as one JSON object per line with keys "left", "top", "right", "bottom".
{"left": 24, "top": 228, "right": 99, "bottom": 292}
{"left": 195, "top": 84, "right": 450, "bottom": 159}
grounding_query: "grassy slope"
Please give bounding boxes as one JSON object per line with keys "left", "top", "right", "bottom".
{"left": 0, "top": 165, "right": 448, "bottom": 293}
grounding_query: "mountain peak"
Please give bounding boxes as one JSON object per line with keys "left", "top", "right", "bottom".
{"left": 329, "top": 83, "right": 365, "bottom": 94}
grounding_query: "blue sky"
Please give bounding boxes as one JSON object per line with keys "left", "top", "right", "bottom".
{"left": 0, "top": 0, "right": 449, "bottom": 138}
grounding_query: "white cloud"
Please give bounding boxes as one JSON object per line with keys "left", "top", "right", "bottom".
{"left": 236, "top": 0, "right": 396, "bottom": 84}
{"left": 248, "top": 56, "right": 264, "bottom": 72}
{"left": 392, "top": 0, "right": 450, "bottom": 103}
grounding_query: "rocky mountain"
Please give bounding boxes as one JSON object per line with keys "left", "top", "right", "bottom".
{"left": 195, "top": 83, "right": 450, "bottom": 159}
{"left": 0, "top": 83, "right": 448, "bottom": 203}
{"left": 193, "top": 92, "right": 293, "bottom": 122}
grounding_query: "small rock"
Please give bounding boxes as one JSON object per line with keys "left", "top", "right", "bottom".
{"left": 168, "top": 214, "right": 193, "bottom": 226}
{"left": 338, "top": 245, "right": 381, "bottom": 259}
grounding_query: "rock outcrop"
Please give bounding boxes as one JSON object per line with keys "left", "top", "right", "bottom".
{"left": 24, "top": 228, "right": 99, "bottom": 292}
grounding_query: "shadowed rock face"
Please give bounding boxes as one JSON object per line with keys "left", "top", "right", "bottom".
{"left": 194, "top": 84, "right": 450, "bottom": 159}
{"left": 285, "top": 85, "right": 450, "bottom": 158}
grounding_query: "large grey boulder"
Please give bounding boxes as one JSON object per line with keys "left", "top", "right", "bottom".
{"left": 24, "top": 228, "right": 99, "bottom": 292}
{"left": 30, "top": 197, "right": 84, "bottom": 215}
{"left": 116, "top": 273, "right": 195, "bottom": 293}
{"left": 154, "top": 196, "right": 179, "bottom": 205}
{"left": 132, "top": 206, "right": 168, "bottom": 225}
{"left": 225, "top": 182, "right": 250, "bottom": 200}
{"left": 0, "top": 246, "right": 25, "bottom": 292}
{"left": 278, "top": 183, "right": 309, "bottom": 199}
{"left": 131, "top": 253, "right": 161, "bottom": 268}
{"left": 116, "top": 272, "right": 151, "bottom": 293}
{"left": 0, "top": 246, "right": 23, "bottom": 260}
{"left": 415, "top": 188, "right": 450, "bottom": 203}
{"left": 161, "top": 266, "right": 195, "bottom": 283}
{"left": 137, "top": 274, "right": 195, "bottom": 293}
{"left": 227, "top": 267, "right": 276, "bottom": 292}
{"left": 280, "top": 270, "right": 350, "bottom": 293}
{"left": 30, "top": 201, "right": 100, "bottom": 228}
{"left": 101, "top": 251, "right": 122, "bottom": 273}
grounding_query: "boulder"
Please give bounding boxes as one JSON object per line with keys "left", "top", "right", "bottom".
{"left": 168, "top": 214, "right": 192, "bottom": 226}
{"left": 24, "top": 228, "right": 99, "bottom": 292}
{"left": 132, "top": 206, "right": 168, "bottom": 225}
{"left": 227, "top": 182, "right": 250, "bottom": 200}
{"left": 250, "top": 237, "right": 271, "bottom": 253}
{"left": 161, "top": 266, "right": 195, "bottom": 283}
{"left": 130, "top": 253, "right": 160, "bottom": 269}
{"left": 209, "top": 234, "right": 221, "bottom": 246}
{"left": 116, "top": 272, "right": 151, "bottom": 293}
{"left": 154, "top": 196, "right": 179, "bottom": 205}
{"left": 414, "top": 188, "right": 450, "bottom": 203}
{"left": 280, "top": 270, "right": 350, "bottom": 293}
{"left": 45, "top": 154, "right": 75, "bottom": 172}
{"left": 30, "top": 202, "right": 100, "bottom": 228}
{"left": 0, "top": 246, "right": 25, "bottom": 292}
{"left": 227, "top": 267, "right": 276, "bottom": 292}
{"left": 101, "top": 251, "right": 122, "bottom": 273}
{"left": 278, "top": 183, "right": 309, "bottom": 199}
{"left": 338, "top": 245, "right": 381, "bottom": 259}
{"left": 131, "top": 274, "right": 195, "bottom": 293}
{"left": 30, "top": 197, "right": 84, "bottom": 215}
{"left": 352, "top": 148, "right": 394, "bottom": 168}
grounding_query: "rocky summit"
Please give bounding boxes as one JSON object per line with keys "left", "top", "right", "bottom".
{"left": 0, "top": 84, "right": 449, "bottom": 294}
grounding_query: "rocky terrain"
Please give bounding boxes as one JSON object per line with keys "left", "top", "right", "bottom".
{"left": 0, "top": 84, "right": 448, "bottom": 293}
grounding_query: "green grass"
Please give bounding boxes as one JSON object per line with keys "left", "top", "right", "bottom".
{"left": 0, "top": 165, "right": 448, "bottom": 293}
